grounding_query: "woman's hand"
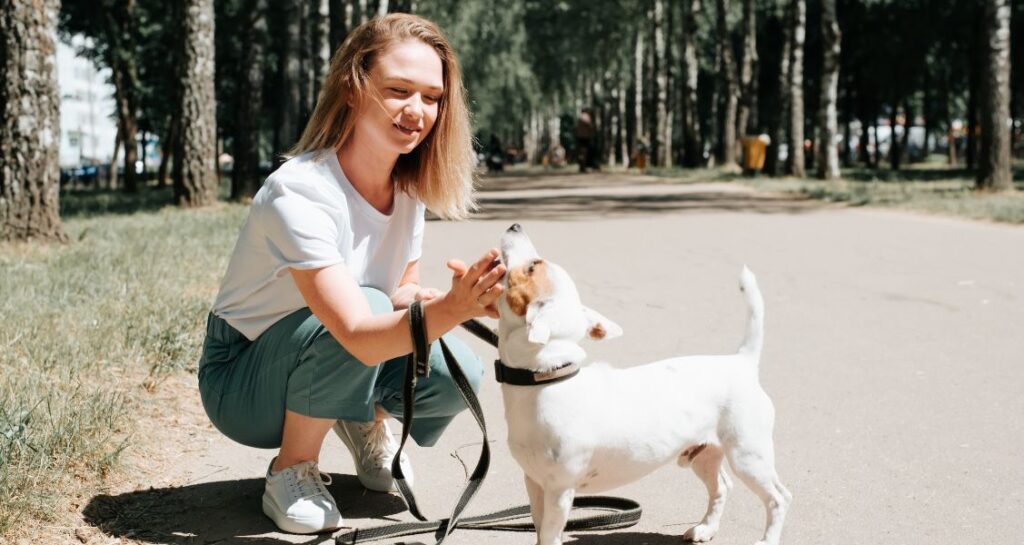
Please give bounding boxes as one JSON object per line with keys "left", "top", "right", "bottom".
{"left": 442, "top": 248, "right": 505, "bottom": 320}
{"left": 391, "top": 283, "right": 443, "bottom": 310}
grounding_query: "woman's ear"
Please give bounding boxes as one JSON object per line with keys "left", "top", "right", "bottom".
{"left": 582, "top": 306, "right": 622, "bottom": 341}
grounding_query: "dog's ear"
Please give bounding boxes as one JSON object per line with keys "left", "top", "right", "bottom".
{"left": 582, "top": 306, "right": 622, "bottom": 341}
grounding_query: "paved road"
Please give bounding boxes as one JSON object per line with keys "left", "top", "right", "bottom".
{"left": 101, "top": 171, "right": 1024, "bottom": 545}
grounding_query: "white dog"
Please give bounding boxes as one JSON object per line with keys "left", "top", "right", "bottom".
{"left": 494, "top": 224, "right": 791, "bottom": 545}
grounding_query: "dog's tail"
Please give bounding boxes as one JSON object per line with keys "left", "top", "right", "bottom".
{"left": 737, "top": 265, "right": 765, "bottom": 359}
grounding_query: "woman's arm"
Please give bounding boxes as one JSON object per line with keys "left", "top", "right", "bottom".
{"left": 291, "top": 249, "right": 504, "bottom": 366}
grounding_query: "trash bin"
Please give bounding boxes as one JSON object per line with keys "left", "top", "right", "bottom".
{"left": 740, "top": 136, "right": 768, "bottom": 175}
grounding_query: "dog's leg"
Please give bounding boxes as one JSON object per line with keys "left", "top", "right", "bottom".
{"left": 683, "top": 447, "right": 732, "bottom": 542}
{"left": 524, "top": 474, "right": 545, "bottom": 535}
{"left": 726, "top": 445, "right": 792, "bottom": 545}
{"left": 536, "top": 487, "right": 575, "bottom": 545}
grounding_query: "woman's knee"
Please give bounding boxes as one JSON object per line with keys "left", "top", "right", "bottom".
{"left": 427, "top": 335, "right": 484, "bottom": 415}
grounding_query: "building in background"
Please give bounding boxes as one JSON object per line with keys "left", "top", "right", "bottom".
{"left": 56, "top": 35, "right": 117, "bottom": 169}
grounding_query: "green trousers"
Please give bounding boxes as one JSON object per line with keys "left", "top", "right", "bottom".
{"left": 198, "top": 287, "right": 483, "bottom": 449}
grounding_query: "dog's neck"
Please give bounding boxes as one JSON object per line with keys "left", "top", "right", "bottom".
{"left": 498, "top": 326, "right": 587, "bottom": 373}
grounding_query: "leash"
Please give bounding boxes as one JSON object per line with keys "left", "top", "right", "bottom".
{"left": 335, "top": 304, "right": 641, "bottom": 544}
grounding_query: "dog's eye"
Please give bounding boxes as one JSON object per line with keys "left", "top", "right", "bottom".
{"left": 528, "top": 259, "right": 543, "bottom": 274}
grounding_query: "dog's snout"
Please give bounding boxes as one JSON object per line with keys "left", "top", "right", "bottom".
{"left": 507, "top": 223, "right": 522, "bottom": 233}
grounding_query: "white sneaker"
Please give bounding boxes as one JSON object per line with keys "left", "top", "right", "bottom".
{"left": 261, "top": 458, "right": 342, "bottom": 534}
{"left": 333, "top": 419, "right": 413, "bottom": 492}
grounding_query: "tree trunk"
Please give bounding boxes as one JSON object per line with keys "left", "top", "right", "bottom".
{"left": 618, "top": 77, "right": 628, "bottom": 166}
{"left": 786, "top": 0, "right": 806, "bottom": 177}
{"left": 329, "top": 0, "right": 348, "bottom": 54}
{"left": 652, "top": 0, "right": 670, "bottom": 167}
{"left": 901, "top": 98, "right": 913, "bottom": 164}
{"left": 977, "top": 0, "right": 1013, "bottom": 191}
{"left": 174, "top": 0, "right": 219, "bottom": 207}
{"left": 358, "top": 0, "right": 368, "bottom": 24}
{"left": 944, "top": 78, "right": 958, "bottom": 166}
{"left": 158, "top": 114, "right": 177, "bottom": 187}
{"left": 816, "top": 0, "right": 840, "bottom": 180}
{"left": 0, "top": 0, "right": 67, "bottom": 242}
{"left": 232, "top": 0, "right": 268, "bottom": 201}
{"left": 889, "top": 103, "right": 901, "bottom": 171}
{"left": 842, "top": 117, "right": 852, "bottom": 167}
{"left": 681, "top": 0, "right": 702, "bottom": 167}
{"left": 313, "top": 0, "right": 330, "bottom": 105}
{"left": 716, "top": 0, "right": 739, "bottom": 167}
{"left": 633, "top": 25, "right": 645, "bottom": 160}
{"left": 276, "top": 0, "right": 303, "bottom": 164}
{"left": 103, "top": 0, "right": 140, "bottom": 193}
{"left": 111, "top": 59, "right": 139, "bottom": 193}
{"left": 736, "top": 0, "right": 757, "bottom": 137}
{"left": 768, "top": 3, "right": 792, "bottom": 176}
{"left": 109, "top": 125, "right": 122, "bottom": 189}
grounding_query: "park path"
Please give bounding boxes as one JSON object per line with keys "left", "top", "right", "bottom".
{"left": 78, "top": 170, "right": 1024, "bottom": 545}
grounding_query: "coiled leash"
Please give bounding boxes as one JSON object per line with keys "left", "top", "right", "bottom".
{"left": 335, "top": 301, "right": 641, "bottom": 545}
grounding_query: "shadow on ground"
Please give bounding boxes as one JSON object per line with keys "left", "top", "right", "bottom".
{"left": 478, "top": 170, "right": 668, "bottom": 193}
{"left": 470, "top": 189, "right": 823, "bottom": 221}
{"left": 82, "top": 475, "right": 406, "bottom": 544}
{"left": 566, "top": 531, "right": 690, "bottom": 545}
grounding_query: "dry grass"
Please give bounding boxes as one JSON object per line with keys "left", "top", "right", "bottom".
{"left": 0, "top": 187, "right": 247, "bottom": 540}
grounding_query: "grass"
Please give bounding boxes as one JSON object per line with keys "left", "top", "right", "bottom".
{"left": 0, "top": 186, "right": 247, "bottom": 540}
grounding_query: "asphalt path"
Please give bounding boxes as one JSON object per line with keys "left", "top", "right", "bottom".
{"left": 105, "top": 171, "right": 1024, "bottom": 545}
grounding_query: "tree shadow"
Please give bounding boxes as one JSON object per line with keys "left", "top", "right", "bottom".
{"left": 469, "top": 190, "right": 823, "bottom": 221}
{"left": 60, "top": 186, "right": 175, "bottom": 219}
{"left": 842, "top": 167, "right": 976, "bottom": 182}
{"left": 478, "top": 170, "right": 672, "bottom": 194}
{"left": 82, "top": 474, "right": 407, "bottom": 544}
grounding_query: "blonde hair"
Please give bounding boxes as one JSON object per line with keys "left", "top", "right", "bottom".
{"left": 288, "top": 14, "right": 476, "bottom": 220}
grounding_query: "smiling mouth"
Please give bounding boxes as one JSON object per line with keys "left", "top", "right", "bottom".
{"left": 394, "top": 123, "right": 420, "bottom": 136}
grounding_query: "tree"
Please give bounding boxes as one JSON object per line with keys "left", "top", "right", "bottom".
{"left": 275, "top": 0, "right": 302, "bottom": 164}
{"left": 736, "top": 0, "right": 757, "bottom": 138}
{"left": 59, "top": 0, "right": 141, "bottom": 192}
{"left": 231, "top": 0, "right": 268, "bottom": 201}
{"left": 174, "top": 0, "right": 219, "bottom": 207}
{"left": 816, "top": 0, "right": 840, "bottom": 180}
{"left": 680, "top": 0, "right": 703, "bottom": 167}
{"left": 716, "top": 0, "right": 739, "bottom": 166}
{"left": 652, "top": 0, "right": 670, "bottom": 166}
{"left": 1, "top": 0, "right": 68, "bottom": 242}
{"left": 786, "top": 0, "right": 806, "bottom": 177}
{"left": 977, "top": 0, "right": 1013, "bottom": 191}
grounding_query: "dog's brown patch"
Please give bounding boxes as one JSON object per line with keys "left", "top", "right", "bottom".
{"left": 506, "top": 259, "right": 551, "bottom": 316}
{"left": 589, "top": 323, "right": 607, "bottom": 339}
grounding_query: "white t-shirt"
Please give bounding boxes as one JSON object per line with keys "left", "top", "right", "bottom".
{"left": 212, "top": 150, "right": 425, "bottom": 340}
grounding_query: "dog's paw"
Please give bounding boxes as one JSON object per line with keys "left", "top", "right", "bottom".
{"left": 683, "top": 523, "right": 718, "bottom": 542}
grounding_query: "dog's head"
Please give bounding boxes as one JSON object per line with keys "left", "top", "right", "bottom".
{"left": 496, "top": 224, "right": 622, "bottom": 371}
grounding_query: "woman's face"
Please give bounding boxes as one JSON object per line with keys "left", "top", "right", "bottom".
{"left": 353, "top": 39, "right": 444, "bottom": 156}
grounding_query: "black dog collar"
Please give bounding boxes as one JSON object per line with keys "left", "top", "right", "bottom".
{"left": 493, "top": 359, "right": 580, "bottom": 386}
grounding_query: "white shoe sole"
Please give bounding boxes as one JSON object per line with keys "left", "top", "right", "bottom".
{"left": 261, "top": 492, "right": 341, "bottom": 534}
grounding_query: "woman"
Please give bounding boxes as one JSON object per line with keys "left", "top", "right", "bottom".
{"left": 198, "top": 14, "right": 505, "bottom": 534}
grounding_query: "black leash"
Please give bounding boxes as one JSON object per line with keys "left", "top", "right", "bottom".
{"left": 334, "top": 304, "right": 641, "bottom": 544}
